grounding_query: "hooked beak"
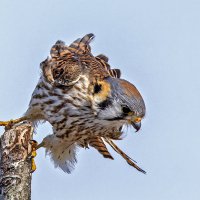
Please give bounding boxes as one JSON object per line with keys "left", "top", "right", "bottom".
{"left": 131, "top": 121, "right": 141, "bottom": 132}
{"left": 131, "top": 117, "right": 142, "bottom": 132}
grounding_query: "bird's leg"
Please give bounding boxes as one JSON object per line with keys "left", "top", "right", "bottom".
{"left": 0, "top": 116, "right": 28, "bottom": 129}
{"left": 29, "top": 140, "right": 45, "bottom": 173}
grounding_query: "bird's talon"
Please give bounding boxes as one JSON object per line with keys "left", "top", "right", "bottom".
{"left": 30, "top": 140, "right": 38, "bottom": 151}
{"left": 30, "top": 140, "right": 38, "bottom": 173}
{"left": 31, "top": 149, "right": 37, "bottom": 158}
{"left": 31, "top": 158, "right": 37, "bottom": 173}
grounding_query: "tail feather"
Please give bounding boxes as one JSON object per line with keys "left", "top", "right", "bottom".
{"left": 69, "top": 38, "right": 81, "bottom": 52}
{"left": 50, "top": 40, "right": 71, "bottom": 58}
{"left": 109, "top": 69, "right": 121, "bottom": 78}
{"left": 78, "top": 33, "right": 94, "bottom": 53}
{"left": 69, "top": 33, "right": 95, "bottom": 54}
{"left": 96, "top": 55, "right": 121, "bottom": 78}
{"left": 104, "top": 138, "right": 146, "bottom": 174}
{"left": 96, "top": 54, "right": 109, "bottom": 62}
{"left": 96, "top": 55, "right": 111, "bottom": 71}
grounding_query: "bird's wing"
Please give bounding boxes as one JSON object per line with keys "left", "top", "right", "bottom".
{"left": 104, "top": 138, "right": 146, "bottom": 174}
{"left": 88, "top": 137, "right": 114, "bottom": 160}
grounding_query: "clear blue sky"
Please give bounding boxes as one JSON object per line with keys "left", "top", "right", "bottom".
{"left": 0, "top": 0, "right": 200, "bottom": 199}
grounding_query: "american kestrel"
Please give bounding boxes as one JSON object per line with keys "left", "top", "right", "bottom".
{"left": 0, "top": 34, "right": 146, "bottom": 174}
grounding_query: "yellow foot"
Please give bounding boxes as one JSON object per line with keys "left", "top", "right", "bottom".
{"left": 30, "top": 140, "right": 38, "bottom": 173}
{"left": 31, "top": 157, "right": 37, "bottom": 173}
{"left": 29, "top": 140, "right": 44, "bottom": 173}
{"left": 0, "top": 117, "right": 27, "bottom": 129}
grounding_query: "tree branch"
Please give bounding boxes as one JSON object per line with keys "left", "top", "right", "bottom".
{"left": 0, "top": 122, "right": 33, "bottom": 200}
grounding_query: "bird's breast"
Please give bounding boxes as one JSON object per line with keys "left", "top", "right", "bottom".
{"left": 28, "top": 76, "right": 123, "bottom": 140}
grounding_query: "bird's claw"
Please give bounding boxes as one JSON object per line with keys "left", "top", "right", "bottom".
{"left": 29, "top": 140, "right": 38, "bottom": 173}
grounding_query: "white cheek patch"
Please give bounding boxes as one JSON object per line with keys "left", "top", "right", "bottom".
{"left": 97, "top": 100, "right": 122, "bottom": 120}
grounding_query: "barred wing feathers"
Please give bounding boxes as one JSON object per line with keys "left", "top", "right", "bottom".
{"left": 104, "top": 138, "right": 146, "bottom": 174}
{"left": 41, "top": 33, "right": 122, "bottom": 86}
{"left": 88, "top": 137, "right": 114, "bottom": 160}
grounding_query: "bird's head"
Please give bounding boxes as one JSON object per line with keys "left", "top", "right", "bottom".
{"left": 91, "top": 77, "right": 145, "bottom": 132}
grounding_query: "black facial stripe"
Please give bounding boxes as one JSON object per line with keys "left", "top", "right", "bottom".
{"left": 107, "top": 117, "right": 124, "bottom": 121}
{"left": 98, "top": 98, "right": 112, "bottom": 110}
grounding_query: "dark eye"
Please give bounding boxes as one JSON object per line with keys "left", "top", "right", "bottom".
{"left": 94, "top": 84, "right": 102, "bottom": 94}
{"left": 122, "top": 106, "right": 131, "bottom": 114}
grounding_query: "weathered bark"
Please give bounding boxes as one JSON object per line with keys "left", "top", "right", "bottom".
{"left": 0, "top": 122, "right": 33, "bottom": 200}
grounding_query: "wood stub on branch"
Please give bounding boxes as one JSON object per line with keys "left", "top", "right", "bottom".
{"left": 0, "top": 122, "right": 33, "bottom": 200}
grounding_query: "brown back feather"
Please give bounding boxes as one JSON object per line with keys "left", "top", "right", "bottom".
{"left": 42, "top": 33, "right": 122, "bottom": 86}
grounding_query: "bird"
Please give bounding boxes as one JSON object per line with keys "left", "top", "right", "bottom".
{"left": 0, "top": 33, "right": 146, "bottom": 174}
